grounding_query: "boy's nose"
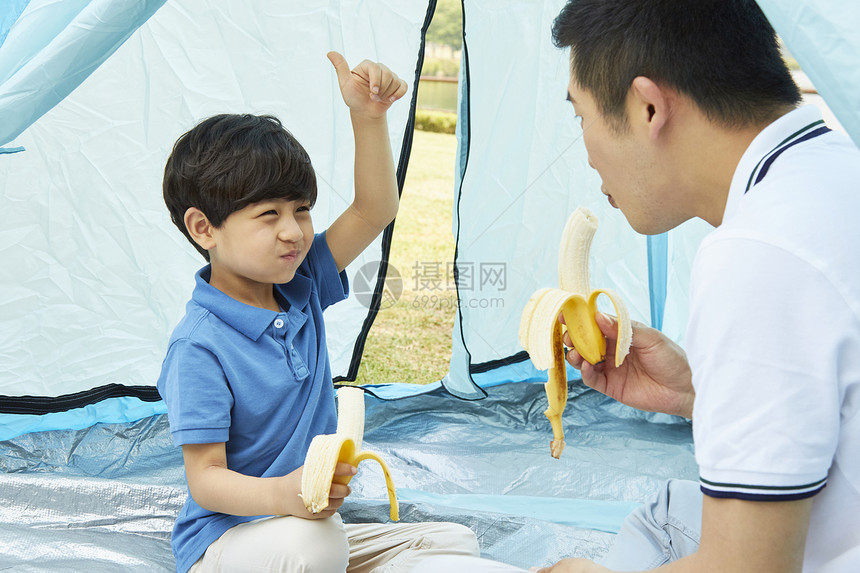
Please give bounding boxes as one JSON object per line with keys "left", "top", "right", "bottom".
{"left": 277, "top": 216, "right": 304, "bottom": 241}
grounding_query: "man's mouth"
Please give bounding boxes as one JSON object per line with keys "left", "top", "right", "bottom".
{"left": 601, "top": 186, "right": 617, "bottom": 209}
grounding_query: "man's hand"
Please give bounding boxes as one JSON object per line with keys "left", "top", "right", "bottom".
{"left": 564, "top": 312, "right": 694, "bottom": 418}
{"left": 327, "top": 51, "right": 408, "bottom": 120}
{"left": 531, "top": 559, "right": 611, "bottom": 573}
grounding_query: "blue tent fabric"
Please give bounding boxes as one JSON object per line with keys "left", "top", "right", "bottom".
{"left": 0, "top": 0, "right": 30, "bottom": 153}
{"left": 646, "top": 234, "right": 668, "bottom": 330}
{"left": 0, "top": 381, "right": 696, "bottom": 570}
{"left": 0, "top": 396, "right": 167, "bottom": 441}
{"left": 0, "top": 0, "right": 29, "bottom": 49}
{"left": 0, "top": 0, "right": 168, "bottom": 147}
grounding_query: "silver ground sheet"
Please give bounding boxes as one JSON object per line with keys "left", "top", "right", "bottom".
{"left": 0, "top": 381, "right": 696, "bottom": 571}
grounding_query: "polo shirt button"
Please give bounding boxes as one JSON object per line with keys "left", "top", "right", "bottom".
{"left": 274, "top": 318, "right": 285, "bottom": 328}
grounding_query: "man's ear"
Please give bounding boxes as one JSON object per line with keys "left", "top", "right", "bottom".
{"left": 184, "top": 207, "right": 216, "bottom": 252}
{"left": 629, "top": 76, "right": 673, "bottom": 141}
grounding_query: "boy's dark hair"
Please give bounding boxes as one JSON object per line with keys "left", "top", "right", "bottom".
{"left": 552, "top": 0, "right": 802, "bottom": 131}
{"left": 163, "top": 114, "right": 317, "bottom": 260}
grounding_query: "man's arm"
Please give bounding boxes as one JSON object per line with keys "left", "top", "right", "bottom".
{"left": 539, "top": 495, "right": 814, "bottom": 573}
{"left": 181, "top": 442, "right": 354, "bottom": 518}
{"left": 693, "top": 495, "right": 813, "bottom": 572}
{"left": 324, "top": 51, "right": 408, "bottom": 272}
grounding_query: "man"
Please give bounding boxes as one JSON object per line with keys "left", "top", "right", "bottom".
{"left": 414, "top": 1, "right": 859, "bottom": 571}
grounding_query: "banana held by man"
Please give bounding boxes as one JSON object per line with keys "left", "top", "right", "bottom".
{"left": 519, "top": 206, "right": 633, "bottom": 458}
{"left": 300, "top": 387, "right": 399, "bottom": 520}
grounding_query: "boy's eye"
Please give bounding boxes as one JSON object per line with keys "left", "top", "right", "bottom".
{"left": 297, "top": 205, "right": 311, "bottom": 213}
{"left": 261, "top": 209, "right": 278, "bottom": 216}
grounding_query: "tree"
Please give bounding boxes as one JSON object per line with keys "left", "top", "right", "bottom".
{"left": 426, "top": 0, "right": 463, "bottom": 50}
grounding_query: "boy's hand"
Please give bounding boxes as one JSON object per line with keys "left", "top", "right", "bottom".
{"left": 284, "top": 462, "right": 356, "bottom": 519}
{"left": 328, "top": 51, "right": 408, "bottom": 120}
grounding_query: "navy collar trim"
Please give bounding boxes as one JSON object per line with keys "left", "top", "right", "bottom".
{"left": 744, "top": 119, "right": 830, "bottom": 193}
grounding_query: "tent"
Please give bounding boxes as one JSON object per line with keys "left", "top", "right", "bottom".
{"left": 1, "top": 0, "right": 857, "bottom": 569}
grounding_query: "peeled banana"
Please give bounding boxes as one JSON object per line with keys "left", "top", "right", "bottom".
{"left": 519, "top": 206, "right": 633, "bottom": 458}
{"left": 300, "top": 386, "right": 399, "bottom": 521}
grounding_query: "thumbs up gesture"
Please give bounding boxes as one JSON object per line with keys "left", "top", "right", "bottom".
{"left": 327, "top": 51, "right": 408, "bottom": 119}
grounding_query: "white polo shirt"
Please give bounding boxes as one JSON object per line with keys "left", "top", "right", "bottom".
{"left": 686, "top": 105, "right": 860, "bottom": 572}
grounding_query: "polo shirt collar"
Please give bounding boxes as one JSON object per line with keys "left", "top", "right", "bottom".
{"left": 723, "top": 105, "right": 824, "bottom": 224}
{"left": 275, "top": 270, "right": 312, "bottom": 312}
{"left": 192, "top": 266, "right": 312, "bottom": 341}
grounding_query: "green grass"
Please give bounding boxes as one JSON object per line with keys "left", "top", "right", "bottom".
{"left": 352, "top": 129, "right": 458, "bottom": 385}
{"left": 415, "top": 109, "right": 457, "bottom": 134}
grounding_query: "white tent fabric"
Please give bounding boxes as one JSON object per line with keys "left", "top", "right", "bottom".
{"left": 444, "top": 0, "right": 711, "bottom": 399}
{"left": 1, "top": 0, "right": 859, "bottom": 430}
{"left": 758, "top": 0, "right": 860, "bottom": 149}
{"left": 1, "top": 0, "right": 859, "bottom": 570}
{"left": 0, "top": 0, "right": 431, "bottom": 432}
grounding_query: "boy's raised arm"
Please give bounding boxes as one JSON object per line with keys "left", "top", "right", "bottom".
{"left": 324, "top": 51, "right": 408, "bottom": 272}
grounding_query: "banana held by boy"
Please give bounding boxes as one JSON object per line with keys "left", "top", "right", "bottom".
{"left": 300, "top": 387, "right": 399, "bottom": 520}
{"left": 519, "top": 206, "right": 633, "bottom": 458}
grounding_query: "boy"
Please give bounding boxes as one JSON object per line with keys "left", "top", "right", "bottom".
{"left": 158, "top": 52, "right": 478, "bottom": 572}
{"left": 415, "top": 1, "right": 859, "bottom": 572}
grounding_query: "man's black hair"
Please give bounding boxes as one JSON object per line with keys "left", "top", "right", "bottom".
{"left": 552, "top": 0, "right": 802, "bottom": 131}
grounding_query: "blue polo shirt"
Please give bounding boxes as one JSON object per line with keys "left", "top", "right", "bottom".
{"left": 157, "top": 232, "right": 349, "bottom": 573}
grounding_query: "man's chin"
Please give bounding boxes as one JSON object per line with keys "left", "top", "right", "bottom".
{"left": 627, "top": 215, "right": 688, "bottom": 236}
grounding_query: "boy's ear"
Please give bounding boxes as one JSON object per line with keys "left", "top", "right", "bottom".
{"left": 629, "top": 76, "right": 673, "bottom": 141}
{"left": 184, "top": 207, "right": 216, "bottom": 252}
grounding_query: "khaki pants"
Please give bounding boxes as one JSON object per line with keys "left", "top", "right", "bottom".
{"left": 188, "top": 514, "right": 480, "bottom": 572}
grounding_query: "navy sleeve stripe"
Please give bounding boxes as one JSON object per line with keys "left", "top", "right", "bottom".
{"left": 699, "top": 476, "right": 827, "bottom": 492}
{"left": 701, "top": 483, "right": 825, "bottom": 502}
